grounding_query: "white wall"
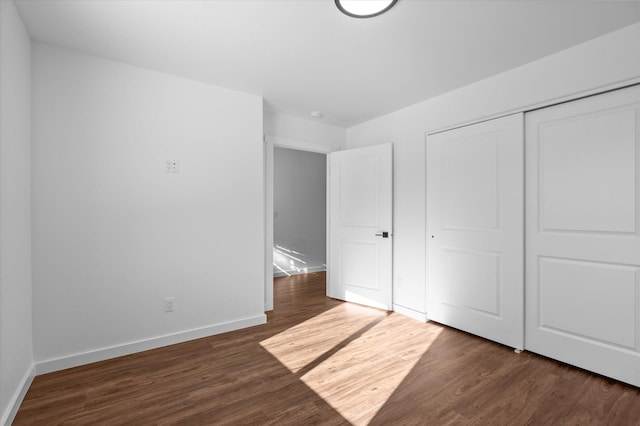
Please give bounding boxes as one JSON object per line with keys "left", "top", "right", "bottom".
{"left": 32, "top": 43, "right": 265, "bottom": 372}
{"left": 273, "top": 148, "right": 326, "bottom": 276}
{"left": 346, "top": 23, "right": 640, "bottom": 320}
{"left": 264, "top": 110, "right": 346, "bottom": 152}
{"left": 0, "top": 0, "right": 34, "bottom": 423}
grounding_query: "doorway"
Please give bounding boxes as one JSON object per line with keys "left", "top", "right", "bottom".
{"left": 264, "top": 138, "right": 331, "bottom": 311}
{"left": 264, "top": 139, "right": 394, "bottom": 312}
{"left": 272, "top": 147, "right": 327, "bottom": 278}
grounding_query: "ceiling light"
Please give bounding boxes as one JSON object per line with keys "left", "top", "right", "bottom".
{"left": 310, "top": 111, "right": 324, "bottom": 119}
{"left": 335, "top": 0, "right": 397, "bottom": 18}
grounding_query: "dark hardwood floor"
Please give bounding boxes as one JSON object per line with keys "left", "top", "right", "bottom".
{"left": 14, "top": 272, "right": 640, "bottom": 425}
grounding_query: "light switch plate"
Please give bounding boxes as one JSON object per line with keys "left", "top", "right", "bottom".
{"left": 165, "top": 160, "right": 180, "bottom": 173}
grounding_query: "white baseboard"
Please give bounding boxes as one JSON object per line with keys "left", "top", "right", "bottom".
{"left": 273, "top": 266, "right": 326, "bottom": 278}
{"left": 393, "top": 304, "right": 428, "bottom": 323}
{"left": 36, "top": 314, "right": 267, "bottom": 375}
{"left": 1, "top": 363, "right": 35, "bottom": 426}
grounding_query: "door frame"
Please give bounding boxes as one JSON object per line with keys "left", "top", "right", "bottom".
{"left": 264, "top": 134, "right": 334, "bottom": 311}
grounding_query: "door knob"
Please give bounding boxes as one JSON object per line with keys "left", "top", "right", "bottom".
{"left": 375, "top": 232, "right": 389, "bottom": 238}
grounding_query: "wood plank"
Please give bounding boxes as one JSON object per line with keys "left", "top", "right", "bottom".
{"left": 14, "top": 272, "right": 640, "bottom": 425}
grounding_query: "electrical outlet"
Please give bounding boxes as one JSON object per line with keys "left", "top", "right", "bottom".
{"left": 164, "top": 297, "right": 175, "bottom": 312}
{"left": 165, "top": 160, "right": 180, "bottom": 173}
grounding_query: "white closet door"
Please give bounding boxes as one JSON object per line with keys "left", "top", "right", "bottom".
{"left": 427, "top": 113, "right": 524, "bottom": 349}
{"left": 525, "top": 85, "right": 640, "bottom": 387}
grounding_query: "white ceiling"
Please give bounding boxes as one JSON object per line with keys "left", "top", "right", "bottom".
{"left": 15, "top": 0, "right": 640, "bottom": 127}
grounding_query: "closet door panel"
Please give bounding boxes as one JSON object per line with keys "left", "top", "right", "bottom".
{"left": 525, "top": 85, "right": 640, "bottom": 387}
{"left": 427, "top": 113, "right": 524, "bottom": 349}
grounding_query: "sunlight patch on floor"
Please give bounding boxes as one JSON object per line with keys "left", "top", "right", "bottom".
{"left": 260, "top": 303, "right": 385, "bottom": 374}
{"left": 273, "top": 245, "right": 310, "bottom": 275}
{"left": 261, "top": 307, "right": 443, "bottom": 425}
{"left": 299, "top": 316, "right": 442, "bottom": 425}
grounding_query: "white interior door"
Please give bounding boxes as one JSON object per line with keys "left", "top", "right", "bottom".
{"left": 426, "top": 113, "right": 524, "bottom": 349}
{"left": 525, "top": 85, "right": 640, "bottom": 387}
{"left": 328, "top": 143, "right": 392, "bottom": 310}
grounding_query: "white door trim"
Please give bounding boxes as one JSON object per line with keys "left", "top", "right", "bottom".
{"left": 265, "top": 134, "right": 334, "bottom": 154}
